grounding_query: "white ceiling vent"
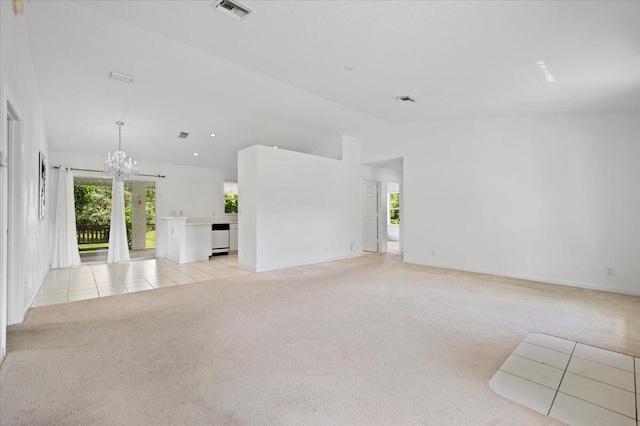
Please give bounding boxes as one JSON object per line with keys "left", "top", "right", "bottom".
{"left": 213, "top": 0, "right": 252, "bottom": 20}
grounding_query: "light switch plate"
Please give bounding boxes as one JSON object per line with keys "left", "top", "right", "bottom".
{"left": 0, "top": 149, "right": 7, "bottom": 167}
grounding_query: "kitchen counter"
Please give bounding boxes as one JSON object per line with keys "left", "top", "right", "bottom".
{"left": 161, "top": 216, "right": 238, "bottom": 225}
{"left": 161, "top": 216, "right": 238, "bottom": 263}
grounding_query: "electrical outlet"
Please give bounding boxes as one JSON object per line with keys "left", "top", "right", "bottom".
{"left": 350, "top": 242, "right": 357, "bottom": 251}
{"left": 605, "top": 267, "right": 615, "bottom": 277}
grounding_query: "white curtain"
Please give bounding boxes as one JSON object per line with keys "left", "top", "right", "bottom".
{"left": 51, "top": 167, "right": 81, "bottom": 268}
{"left": 106, "top": 179, "right": 130, "bottom": 263}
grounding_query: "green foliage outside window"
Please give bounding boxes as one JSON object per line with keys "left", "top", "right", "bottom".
{"left": 74, "top": 184, "right": 112, "bottom": 227}
{"left": 225, "top": 192, "right": 238, "bottom": 214}
{"left": 146, "top": 188, "right": 156, "bottom": 232}
{"left": 389, "top": 192, "right": 400, "bottom": 225}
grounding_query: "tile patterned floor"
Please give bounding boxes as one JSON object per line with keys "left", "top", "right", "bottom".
{"left": 490, "top": 333, "right": 639, "bottom": 426}
{"left": 33, "top": 254, "right": 250, "bottom": 308}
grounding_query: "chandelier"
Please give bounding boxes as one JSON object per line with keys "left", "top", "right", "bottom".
{"left": 104, "top": 121, "right": 138, "bottom": 181}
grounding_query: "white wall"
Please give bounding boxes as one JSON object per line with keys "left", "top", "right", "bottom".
{"left": 238, "top": 144, "right": 362, "bottom": 272}
{"left": 1, "top": 1, "right": 51, "bottom": 327}
{"left": 396, "top": 111, "right": 640, "bottom": 295}
{"left": 49, "top": 152, "right": 226, "bottom": 259}
{"left": 237, "top": 147, "right": 257, "bottom": 270}
{"left": 310, "top": 139, "right": 343, "bottom": 161}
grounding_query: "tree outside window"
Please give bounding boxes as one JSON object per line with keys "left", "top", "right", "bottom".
{"left": 224, "top": 182, "right": 238, "bottom": 214}
{"left": 389, "top": 192, "right": 400, "bottom": 225}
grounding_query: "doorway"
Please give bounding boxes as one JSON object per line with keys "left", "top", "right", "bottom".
{"left": 362, "top": 157, "right": 404, "bottom": 256}
{"left": 74, "top": 177, "right": 156, "bottom": 263}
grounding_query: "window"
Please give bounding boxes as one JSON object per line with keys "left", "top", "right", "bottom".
{"left": 224, "top": 181, "right": 238, "bottom": 214}
{"left": 389, "top": 192, "right": 400, "bottom": 225}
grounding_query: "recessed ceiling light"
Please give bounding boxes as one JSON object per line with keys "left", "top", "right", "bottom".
{"left": 273, "top": 146, "right": 278, "bottom": 149}
{"left": 210, "top": 133, "right": 216, "bottom": 137}
{"left": 193, "top": 153, "right": 199, "bottom": 156}
{"left": 344, "top": 66, "right": 354, "bottom": 72}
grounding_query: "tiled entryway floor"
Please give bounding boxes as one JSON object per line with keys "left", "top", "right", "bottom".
{"left": 490, "top": 333, "right": 639, "bottom": 426}
{"left": 33, "top": 254, "right": 250, "bottom": 308}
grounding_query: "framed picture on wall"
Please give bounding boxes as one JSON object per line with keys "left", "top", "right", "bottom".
{"left": 39, "top": 151, "right": 47, "bottom": 220}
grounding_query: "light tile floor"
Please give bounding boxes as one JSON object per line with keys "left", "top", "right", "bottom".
{"left": 490, "top": 333, "right": 639, "bottom": 426}
{"left": 33, "top": 254, "right": 250, "bottom": 308}
{"left": 387, "top": 241, "right": 402, "bottom": 254}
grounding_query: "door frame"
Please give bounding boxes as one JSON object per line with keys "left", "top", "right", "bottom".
{"left": 1, "top": 88, "right": 23, "bottom": 364}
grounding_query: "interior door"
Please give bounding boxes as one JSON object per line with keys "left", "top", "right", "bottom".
{"left": 362, "top": 179, "right": 379, "bottom": 252}
{"left": 0, "top": 115, "right": 9, "bottom": 364}
{"left": 0, "top": 156, "right": 4, "bottom": 364}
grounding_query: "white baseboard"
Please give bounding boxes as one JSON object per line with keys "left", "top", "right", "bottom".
{"left": 404, "top": 260, "right": 640, "bottom": 297}
{"left": 22, "top": 268, "right": 48, "bottom": 321}
{"left": 238, "top": 262, "right": 256, "bottom": 272}
{"left": 254, "top": 252, "right": 362, "bottom": 273}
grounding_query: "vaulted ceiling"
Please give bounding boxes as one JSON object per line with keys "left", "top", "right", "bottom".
{"left": 24, "top": 1, "right": 640, "bottom": 176}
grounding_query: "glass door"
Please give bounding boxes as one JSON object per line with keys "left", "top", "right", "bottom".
{"left": 74, "top": 178, "right": 156, "bottom": 263}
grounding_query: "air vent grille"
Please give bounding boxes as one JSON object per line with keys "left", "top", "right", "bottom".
{"left": 214, "top": 0, "right": 252, "bottom": 20}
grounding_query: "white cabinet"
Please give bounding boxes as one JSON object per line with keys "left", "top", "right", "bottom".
{"left": 230, "top": 223, "right": 238, "bottom": 252}
{"left": 162, "top": 217, "right": 238, "bottom": 262}
{"left": 162, "top": 217, "right": 212, "bottom": 264}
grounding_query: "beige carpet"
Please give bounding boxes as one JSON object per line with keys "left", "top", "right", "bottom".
{"left": 1, "top": 253, "right": 639, "bottom": 425}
